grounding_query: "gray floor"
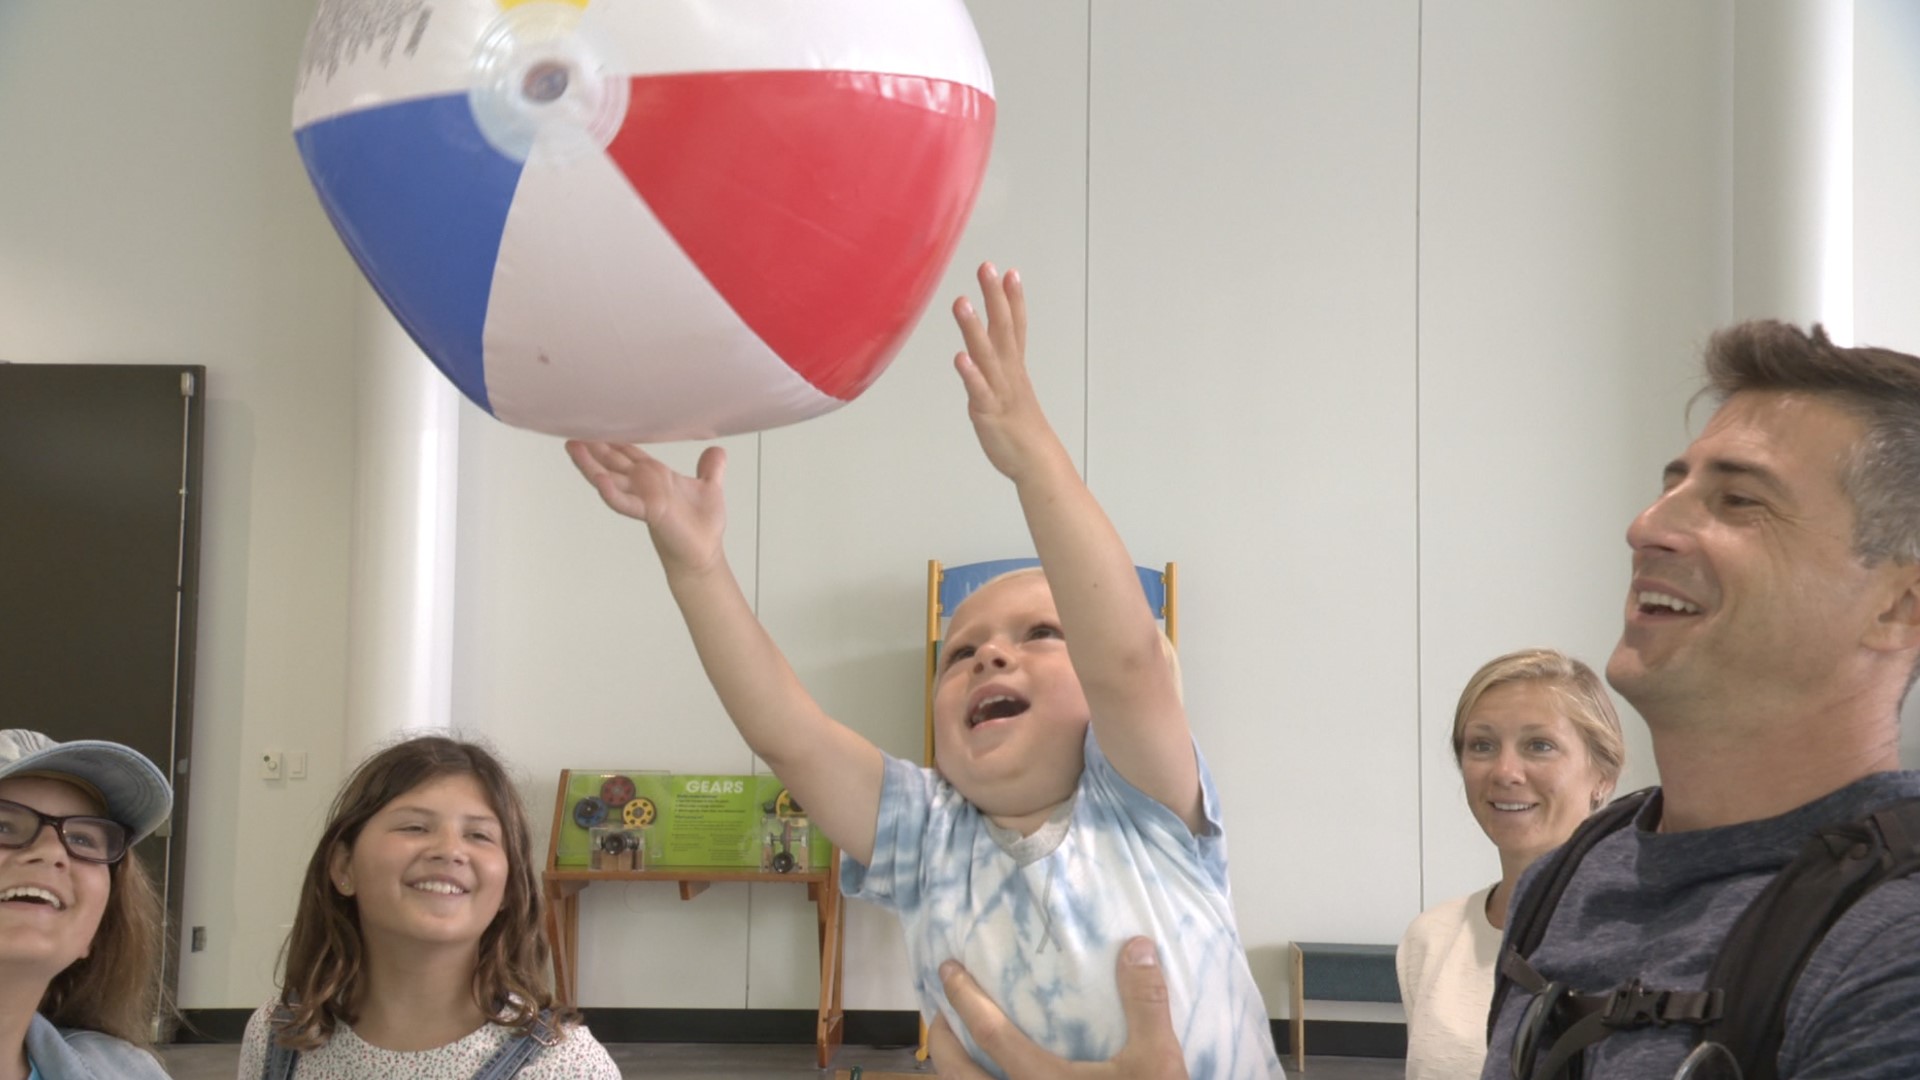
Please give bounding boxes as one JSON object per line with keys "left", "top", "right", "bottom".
{"left": 158, "top": 1042, "right": 1402, "bottom": 1079}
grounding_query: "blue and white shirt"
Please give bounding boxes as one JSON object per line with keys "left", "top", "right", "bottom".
{"left": 23, "top": 1014, "right": 170, "bottom": 1080}
{"left": 843, "top": 727, "right": 1283, "bottom": 1079}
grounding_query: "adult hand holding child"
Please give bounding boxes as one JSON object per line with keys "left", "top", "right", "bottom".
{"left": 929, "top": 936, "right": 1189, "bottom": 1080}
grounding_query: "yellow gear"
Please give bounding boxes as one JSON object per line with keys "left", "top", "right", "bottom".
{"left": 774, "top": 789, "right": 805, "bottom": 820}
{"left": 622, "top": 797, "right": 656, "bottom": 828}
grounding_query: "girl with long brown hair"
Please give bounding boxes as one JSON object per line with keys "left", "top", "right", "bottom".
{"left": 0, "top": 729, "right": 174, "bottom": 1080}
{"left": 239, "top": 734, "right": 617, "bottom": 1079}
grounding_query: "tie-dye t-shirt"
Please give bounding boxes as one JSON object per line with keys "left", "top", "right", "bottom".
{"left": 842, "top": 727, "right": 1283, "bottom": 1079}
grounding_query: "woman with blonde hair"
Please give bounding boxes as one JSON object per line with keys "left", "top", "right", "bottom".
{"left": 1396, "top": 649, "right": 1626, "bottom": 1080}
{"left": 0, "top": 729, "right": 173, "bottom": 1080}
{"left": 240, "top": 734, "right": 618, "bottom": 1079}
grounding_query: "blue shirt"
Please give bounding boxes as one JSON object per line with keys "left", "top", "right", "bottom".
{"left": 23, "top": 1013, "right": 170, "bottom": 1080}
{"left": 1483, "top": 771, "right": 1920, "bottom": 1078}
{"left": 844, "top": 727, "right": 1283, "bottom": 1079}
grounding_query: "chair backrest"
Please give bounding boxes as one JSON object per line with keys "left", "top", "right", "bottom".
{"left": 923, "top": 559, "right": 1176, "bottom": 764}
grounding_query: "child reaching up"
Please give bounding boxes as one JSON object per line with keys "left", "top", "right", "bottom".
{"left": 569, "top": 263, "right": 1281, "bottom": 1079}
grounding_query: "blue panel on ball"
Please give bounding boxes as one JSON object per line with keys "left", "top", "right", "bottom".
{"left": 295, "top": 93, "right": 522, "bottom": 413}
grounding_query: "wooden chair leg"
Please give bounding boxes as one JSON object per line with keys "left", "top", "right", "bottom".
{"left": 815, "top": 862, "right": 846, "bottom": 1067}
{"left": 543, "top": 883, "right": 574, "bottom": 1007}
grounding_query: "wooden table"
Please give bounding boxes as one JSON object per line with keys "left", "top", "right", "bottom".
{"left": 540, "top": 773, "right": 846, "bottom": 1067}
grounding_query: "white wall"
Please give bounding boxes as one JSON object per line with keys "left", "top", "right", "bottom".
{"left": 1857, "top": 1, "right": 1920, "bottom": 360}
{"left": 1415, "top": 0, "right": 1731, "bottom": 909}
{"left": 0, "top": 4, "right": 361, "bottom": 1009}
{"left": 1085, "top": 3, "right": 1422, "bottom": 1013}
{"left": 4, "top": 0, "right": 1912, "bottom": 1020}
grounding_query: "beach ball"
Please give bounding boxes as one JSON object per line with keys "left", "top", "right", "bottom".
{"left": 292, "top": 0, "right": 995, "bottom": 441}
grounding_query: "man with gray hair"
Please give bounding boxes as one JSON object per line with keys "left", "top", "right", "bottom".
{"left": 1485, "top": 321, "right": 1920, "bottom": 1079}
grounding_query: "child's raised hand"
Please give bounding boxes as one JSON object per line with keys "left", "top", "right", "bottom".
{"left": 567, "top": 440, "right": 728, "bottom": 575}
{"left": 952, "top": 262, "right": 1063, "bottom": 481}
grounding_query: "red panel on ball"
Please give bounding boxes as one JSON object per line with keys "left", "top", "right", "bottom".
{"left": 606, "top": 69, "right": 995, "bottom": 401}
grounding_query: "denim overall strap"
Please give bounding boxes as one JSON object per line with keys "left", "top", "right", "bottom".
{"left": 261, "top": 1004, "right": 300, "bottom": 1080}
{"left": 469, "top": 1011, "right": 557, "bottom": 1080}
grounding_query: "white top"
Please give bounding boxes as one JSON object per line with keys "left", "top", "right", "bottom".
{"left": 238, "top": 1001, "right": 622, "bottom": 1079}
{"left": 843, "top": 728, "right": 1283, "bottom": 1080}
{"left": 1396, "top": 884, "right": 1503, "bottom": 1080}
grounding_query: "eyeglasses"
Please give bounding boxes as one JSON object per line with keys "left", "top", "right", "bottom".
{"left": 0, "top": 798, "right": 131, "bottom": 864}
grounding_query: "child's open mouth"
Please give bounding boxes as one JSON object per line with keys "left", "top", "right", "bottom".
{"left": 968, "top": 693, "right": 1030, "bottom": 728}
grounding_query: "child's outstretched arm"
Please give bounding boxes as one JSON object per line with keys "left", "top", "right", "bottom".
{"left": 950, "top": 264, "right": 1203, "bottom": 832}
{"left": 567, "top": 440, "right": 886, "bottom": 864}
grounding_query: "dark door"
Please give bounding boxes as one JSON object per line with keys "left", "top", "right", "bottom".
{"left": 0, "top": 362, "right": 204, "bottom": 1035}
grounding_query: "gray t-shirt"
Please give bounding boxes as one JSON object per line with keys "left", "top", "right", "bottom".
{"left": 1483, "top": 771, "right": 1920, "bottom": 1079}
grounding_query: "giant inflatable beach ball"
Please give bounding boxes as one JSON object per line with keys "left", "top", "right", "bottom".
{"left": 292, "top": 0, "right": 995, "bottom": 441}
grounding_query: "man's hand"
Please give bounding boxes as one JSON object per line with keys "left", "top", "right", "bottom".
{"left": 928, "top": 937, "right": 1190, "bottom": 1080}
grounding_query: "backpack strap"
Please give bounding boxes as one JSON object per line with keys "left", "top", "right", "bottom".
{"left": 1511, "top": 974, "right": 1723, "bottom": 1080}
{"left": 1702, "top": 796, "right": 1920, "bottom": 1080}
{"left": 1498, "top": 793, "right": 1920, "bottom": 1080}
{"left": 261, "top": 1003, "right": 300, "bottom": 1080}
{"left": 1488, "top": 788, "right": 1655, "bottom": 1043}
{"left": 470, "top": 1010, "right": 559, "bottom": 1080}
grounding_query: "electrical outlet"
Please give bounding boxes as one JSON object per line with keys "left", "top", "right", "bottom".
{"left": 191, "top": 926, "right": 206, "bottom": 952}
{"left": 260, "top": 751, "right": 283, "bottom": 780}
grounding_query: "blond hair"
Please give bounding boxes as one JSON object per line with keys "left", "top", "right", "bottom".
{"left": 1450, "top": 648, "right": 1624, "bottom": 788}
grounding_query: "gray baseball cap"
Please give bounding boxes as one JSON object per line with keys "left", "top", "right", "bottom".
{"left": 0, "top": 730, "right": 173, "bottom": 844}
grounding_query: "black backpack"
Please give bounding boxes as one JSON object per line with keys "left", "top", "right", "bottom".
{"left": 1489, "top": 788, "right": 1920, "bottom": 1080}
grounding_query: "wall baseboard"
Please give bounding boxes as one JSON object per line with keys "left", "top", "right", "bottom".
{"left": 1288, "top": 1018, "right": 1407, "bottom": 1058}
{"left": 172, "top": 1010, "right": 253, "bottom": 1043}
{"left": 172, "top": 1008, "right": 1405, "bottom": 1059}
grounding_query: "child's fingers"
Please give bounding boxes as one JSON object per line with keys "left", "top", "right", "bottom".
{"left": 951, "top": 297, "right": 1002, "bottom": 385}
{"left": 1005, "top": 268, "right": 1027, "bottom": 357}
{"left": 574, "top": 439, "right": 651, "bottom": 479}
{"left": 954, "top": 352, "right": 995, "bottom": 408}
{"left": 565, "top": 439, "right": 607, "bottom": 482}
{"left": 976, "top": 262, "right": 1018, "bottom": 360}
{"left": 566, "top": 438, "right": 630, "bottom": 477}
{"left": 592, "top": 473, "right": 647, "bottom": 517}
{"left": 570, "top": 440, "right": 681, "bottom": 520}
{"left": 694, "top": 445, "right": 728, "bottom": 487}
{"left": 568, "top": 441, "right": 642, "bottom": 503}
